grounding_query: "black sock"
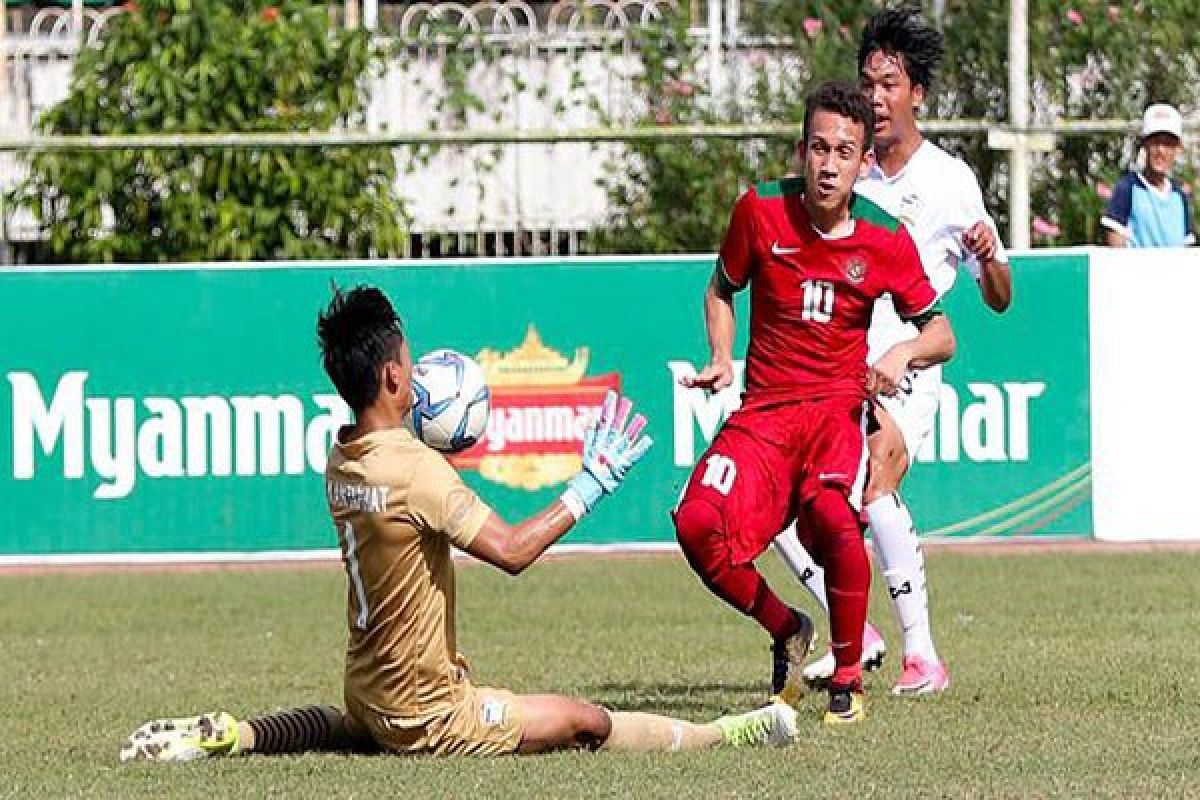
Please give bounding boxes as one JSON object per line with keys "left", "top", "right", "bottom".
{"left": 247, "top": 705, "right": 353, "bottom": 754}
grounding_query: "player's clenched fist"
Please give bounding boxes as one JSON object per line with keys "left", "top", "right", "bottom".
{"left": 962, "top": 220, "right": 998, "bottom": 264}
{"left": 559, "top": 390, "right": 654, "bottom": 520}
{"left": 679, "top": 360, "right": 735, "bottom": 392}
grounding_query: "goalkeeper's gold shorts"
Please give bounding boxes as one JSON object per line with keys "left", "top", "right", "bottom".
{"left": 346, "top": 683, "right": 524, "bottom": 757}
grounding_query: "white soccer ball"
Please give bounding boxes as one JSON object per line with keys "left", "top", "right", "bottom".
{"left": 409, "top": 349, "right": 490, "bottom": 453}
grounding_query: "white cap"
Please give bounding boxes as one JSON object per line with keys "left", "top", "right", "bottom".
{"left": 1141, "top": 103, "right": 1183, "bottom": 142}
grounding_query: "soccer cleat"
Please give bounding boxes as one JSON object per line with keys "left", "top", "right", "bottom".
{"left": 802, "top": 622, "right": 887, "bottom": 690}
{"left": 119, "top": 711, "right": 240, "bottom": 763}
{"left": 769, "top": 609, "right": 818, "bottom": 707}
{"left": 823, "top": 686, "right": 865, "bottom": 725}
{"left": 716, "top": 701, "right": 799, "bottom": 748}
{"left": 892, "top": 655, "right": 950, "bottom": 696}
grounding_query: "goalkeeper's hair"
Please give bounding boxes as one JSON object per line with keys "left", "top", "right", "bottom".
{"left": 858, "top": 4, "right": 944, "bottom": 93}
{"left": 803, "top": 81, "right": 875, "bottom": 153}
{"left": 317, "top": 283, "right": 406, "bottom": 412}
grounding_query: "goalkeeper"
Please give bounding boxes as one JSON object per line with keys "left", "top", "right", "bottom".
{"left": 121, "top": 284, "right": 796, "bottom": 762}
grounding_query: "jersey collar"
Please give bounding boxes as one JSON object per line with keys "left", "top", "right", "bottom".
{"left": 866, "top": 139, "right": 934, "bottom": 184}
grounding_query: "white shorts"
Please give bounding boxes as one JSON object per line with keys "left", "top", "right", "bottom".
{"left": 874, "top": 364, "right": 941, "bottom": 465}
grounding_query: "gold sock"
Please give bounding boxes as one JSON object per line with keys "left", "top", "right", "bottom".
{"left": 234, "top": 721, "right": 255, "bottom": 754}
{"left": 600, "top": 712, "right": 723, "bottom": 753}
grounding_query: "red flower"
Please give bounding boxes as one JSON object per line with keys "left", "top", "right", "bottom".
{"left": 663, "top": 79, "right": 695, "bottom": 98}
{"left": 261, "top": 6, "right": 279, "bottom": 22}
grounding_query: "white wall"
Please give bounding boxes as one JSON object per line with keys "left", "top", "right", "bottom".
{"left": 1090, "top": 247, "right": 1200, "bottom": 541}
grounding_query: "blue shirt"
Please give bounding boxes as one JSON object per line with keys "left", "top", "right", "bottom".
{"left": 1102, "top": 172, "right": 1195, "bottom": 247}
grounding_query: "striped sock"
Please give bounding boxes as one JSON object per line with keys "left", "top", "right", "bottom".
{"left": 246, "top": 705, "right": 352, "bottom": 755}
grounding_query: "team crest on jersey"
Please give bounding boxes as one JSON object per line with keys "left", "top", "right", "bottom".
{"left": 844, "top": 257, "right": 867, "bottom": 284}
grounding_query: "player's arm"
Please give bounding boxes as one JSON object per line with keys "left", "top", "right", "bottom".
{"left": 870, "top": 231, "right": 957, "bottom": 396}
{"left": 1101, "top": 174, "right": 1134, "bottom": 248}
{"left": 464, "top": 391, "right": 652, "bottom": 576}
{"left": 680, "top": 189, "right": 756, "bottom": 392}
{"left": 966, "top": 226, "right": 1013, "bottom": 313}
{"left": 958, "top": 186, "right": 1012, "bottom": 313}
{"left": 1103, "top": 228, "right": 1129, "bottom": 247}
{"left": 679, "top": 266, "right": 738, "bottom": 391}
{"left": 901, "top": 309, "right": 955, "bottom": 370}
{"left": 464, "top": 504, "right": 577, "bottom": 577}
{"left": 868, "top": 308, "right": 956, "bottom": 397}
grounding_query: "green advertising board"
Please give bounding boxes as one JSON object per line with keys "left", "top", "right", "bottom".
{"left": 906, "top": 253, "right": 1091, "bottom": 536}
{"left": 0, "top": 254, "right": 1089, "bottom": 559}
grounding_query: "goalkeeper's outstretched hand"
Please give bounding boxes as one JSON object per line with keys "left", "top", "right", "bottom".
{"left": 560, "top": 390, "right": 654, "bottom": 520}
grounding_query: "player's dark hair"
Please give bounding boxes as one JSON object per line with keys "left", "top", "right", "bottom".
{"left": 858, "top": 4, "right": 944, "bottom": 93}
{"left": 317, "top": 284, "right": 405, "bottom": 413}
{"left": 803, "top": 81, "right": 875, "bottom": 152}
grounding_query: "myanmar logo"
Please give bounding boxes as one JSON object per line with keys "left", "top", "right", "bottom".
{"left": 447, "top": 326, "right": 621, "bottom": 490}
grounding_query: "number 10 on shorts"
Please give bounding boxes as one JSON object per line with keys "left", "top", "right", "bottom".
{"left": 701, "top": 454, "right": 738, "bottom": 496}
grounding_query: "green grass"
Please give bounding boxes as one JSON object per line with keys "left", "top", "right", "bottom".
{"left": 3, "top": 551, "right": 1200, "bottom": 799}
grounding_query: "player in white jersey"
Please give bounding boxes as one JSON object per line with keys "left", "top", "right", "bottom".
{"left": 772, "top": 7, "right": 1012, "bottom": 696}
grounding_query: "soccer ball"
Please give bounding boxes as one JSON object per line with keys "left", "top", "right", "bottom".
{"left": 409, "top": 349, "right": 490, "bottom": 453}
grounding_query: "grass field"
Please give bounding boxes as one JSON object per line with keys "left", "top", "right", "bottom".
{"left": 4, "top": 549, "right": 1200, "bottom": 799}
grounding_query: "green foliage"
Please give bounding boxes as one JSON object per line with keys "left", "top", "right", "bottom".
{"left": 1023, "top": 0, "right": 1200, "bottom": 244}
{"left": 593, "top": 6, "right": 867, "bottom": 254}
{"left": 596, "top": 0, "right": 1200, "bottom": 252}
{"left": 16, "top": 0, "right": 407, "bottom": 262}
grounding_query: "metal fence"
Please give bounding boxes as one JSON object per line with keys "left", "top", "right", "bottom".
{"left": 1, "top": 1, "right": 700, "bottom": 258}
{"left": 0, "top": 1, "right": 1191, "bottom": 261}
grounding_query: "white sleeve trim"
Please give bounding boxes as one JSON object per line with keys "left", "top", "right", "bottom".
{"left": 1100, "top": 216, "right": 1133, "bottom": 239}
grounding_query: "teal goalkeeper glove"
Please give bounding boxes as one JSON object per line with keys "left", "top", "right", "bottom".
{"left": 560, "top": 390, "right": 654, "bottom": 520}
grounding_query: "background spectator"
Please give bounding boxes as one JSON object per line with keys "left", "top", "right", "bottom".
{"left": 1102, "top": 103, "right": 1195, "bottom": 247}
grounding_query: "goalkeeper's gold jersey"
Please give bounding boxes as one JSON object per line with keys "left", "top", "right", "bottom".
{"left": 325, "top": 426, "right": 492, "bottom": 718}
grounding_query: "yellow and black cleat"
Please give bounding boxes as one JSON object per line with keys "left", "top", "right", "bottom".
{"left": 823, "top": 688, "right": 865, "bottom": 725}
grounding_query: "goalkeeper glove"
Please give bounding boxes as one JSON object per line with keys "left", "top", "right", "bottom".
{"left": 560, "top": 390, "right": 654, "bottom": 520}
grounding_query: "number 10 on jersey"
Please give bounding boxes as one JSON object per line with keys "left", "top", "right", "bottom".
{"left": 801, "top": 279, "right": 834, "bottom": 323}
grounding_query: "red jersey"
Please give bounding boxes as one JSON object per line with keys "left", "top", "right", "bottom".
{"left": 718, "top": 177, "right": 937, "bottom": 406}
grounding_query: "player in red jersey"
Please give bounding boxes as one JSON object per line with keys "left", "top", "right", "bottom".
{"left": 673, "top": 82, "right": 956, "bottom": 724}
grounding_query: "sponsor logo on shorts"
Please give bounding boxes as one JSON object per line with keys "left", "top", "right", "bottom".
{"left": 480, "top": 698, "right": 507, "bottom": 727}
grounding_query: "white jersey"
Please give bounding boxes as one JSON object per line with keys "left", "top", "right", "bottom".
{"left": 857, "top": 140, "right": 1007, "bottom": 363}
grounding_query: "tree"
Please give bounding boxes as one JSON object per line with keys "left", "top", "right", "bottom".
{"left": 14, "top": 0, "right": 407, "bottom": 262}
{"left": 594, "top": 0, "right": 1200, "bottom": 251}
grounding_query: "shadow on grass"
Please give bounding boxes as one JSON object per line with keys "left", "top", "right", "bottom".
{"left": 584, "top": 681, "right": 765, "bottom": 713}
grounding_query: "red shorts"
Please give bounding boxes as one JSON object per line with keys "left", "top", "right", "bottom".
{"left": 677, "top": 398, "right": 868, "bottom": 565}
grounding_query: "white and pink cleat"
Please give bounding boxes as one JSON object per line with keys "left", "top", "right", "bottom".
{"left": 801, "top": 622, "right": 887, "bottom": 689}
{"left": 891, "top": 654, "right": 950, "bottom": 696}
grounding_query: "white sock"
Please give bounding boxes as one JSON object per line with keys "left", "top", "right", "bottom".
{"left": 866, "top": 493, "right": 938, "bottom": 663}
{"left": 772, "top": 524, "right": 829, "bottom": 613}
